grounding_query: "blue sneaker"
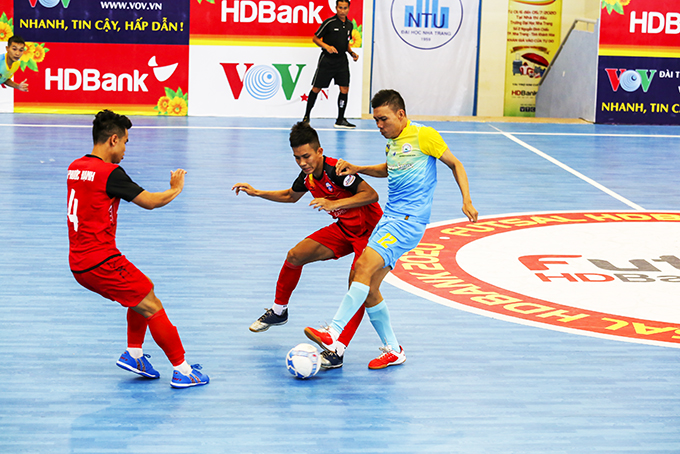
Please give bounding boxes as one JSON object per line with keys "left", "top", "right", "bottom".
{"left": 116, "top": 351, "right": 160, "bottom": 379}
{"left": 171, "top": 364, "right": 210, "bottom": 388}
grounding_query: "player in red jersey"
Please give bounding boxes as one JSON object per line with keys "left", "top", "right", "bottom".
{"left": 66, "top": 110, "right": 209, "bottom": 388}
{"left": 232, "top": 121, "right": 383, "bottom": 368}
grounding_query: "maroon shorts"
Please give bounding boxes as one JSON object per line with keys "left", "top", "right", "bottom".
{"left": 307, "top": 223, "right": 370, "bottom": 268}
{"left": 72, "top": 255, "right": 153, "bottom": 308}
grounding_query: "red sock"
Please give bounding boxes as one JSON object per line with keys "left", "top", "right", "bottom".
{"left": 147, "top": 309, "right": 186, "bottom": 367}
{"left": 274, "top": 261, "right": 303, "bottom": 306}
{"left": 127, "top": 308, "right": 148, "bottom": 349}
{"left": 338, "top": 305, "right": 365, "bottom": 347}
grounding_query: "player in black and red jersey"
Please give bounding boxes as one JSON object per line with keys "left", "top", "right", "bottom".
{"left": 232, "top": 121, "right": 382, "bottom": 368}
{"left": 66, "top": 110, "right": 209, "bottom": 388}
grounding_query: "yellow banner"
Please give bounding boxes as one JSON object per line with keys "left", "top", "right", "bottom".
{"left": 503, "top": 0, "right": 562, "bottom": 117}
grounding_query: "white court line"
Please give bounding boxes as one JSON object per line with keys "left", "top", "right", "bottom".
{"left": 2, "top": 122, "right": 680, "bottom": 138}
{"left": 490, "top": 125, "right": 646, "bottom": 211}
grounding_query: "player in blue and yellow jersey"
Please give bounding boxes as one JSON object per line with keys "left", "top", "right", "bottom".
{"left": 232, "top": 121, "right": 383, "bottom": 369}
{"left": 305, "top": 89, "right": 478, "bottom": 369}
{"left": 1, "top": 36, "right": 28, "bottom": 92}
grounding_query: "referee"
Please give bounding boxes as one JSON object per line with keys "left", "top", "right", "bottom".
{"left": 302, "top": 0, "right": 359, "bottom": 129}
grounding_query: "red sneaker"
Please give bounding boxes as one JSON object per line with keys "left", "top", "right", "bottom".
{"left": 368, "top": 346, "right": 406, "bottom": 370}
{"left": 304, "top": 325, "right": 338, "bottom": 352}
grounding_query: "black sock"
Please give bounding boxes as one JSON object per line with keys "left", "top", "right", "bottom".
{"left": 337, "top": 92, "right": 348, "bottom": 120}
{"left": 304, "top": 91, "right": 319, "bottom": 118}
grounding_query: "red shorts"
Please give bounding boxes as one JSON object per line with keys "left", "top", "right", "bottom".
{"left": 307, "top": 223, "right": 370, "bottom": 268}
{"left": 72, "top": 255, "right": 153, "bottom": 308}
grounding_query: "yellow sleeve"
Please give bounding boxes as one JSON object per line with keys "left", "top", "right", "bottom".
{"left": 418, "top": 126, "right": 448, "bottom": 159}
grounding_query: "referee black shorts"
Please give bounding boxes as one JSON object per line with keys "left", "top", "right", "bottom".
{"left": 311, "top": 53, "right": 350, "bottom": 89}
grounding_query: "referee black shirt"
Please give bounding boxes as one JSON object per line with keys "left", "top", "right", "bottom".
{"left": 315, "top": 15, "right": 353, "bottom": 59}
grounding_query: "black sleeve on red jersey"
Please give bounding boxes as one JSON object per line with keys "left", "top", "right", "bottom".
{"left": 291, "top": 171, "right": 309, "bottom": 193}
{"left": 106, "top": 167, "right": 145, "bottom": 202}
{"left": 325, "top": 161, "right": 364, "bottom": 194}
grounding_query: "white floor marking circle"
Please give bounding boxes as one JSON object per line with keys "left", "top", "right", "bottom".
{"left": 386, "top": 211, "right": 680, "bottom": 348}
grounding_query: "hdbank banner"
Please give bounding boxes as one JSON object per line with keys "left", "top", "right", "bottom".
{"left": 190, "top": 0, "right": 364, "bottom": 46}
{"left": 503, "top": 0, "right": 562, "bottom": 117}
{"left": 14, "top": 0, "right": 189, "bottom": 45}
{"left": 14, "top": 42, "right": 189, "bottom": 114}
{"left": 188, "top": 45, "right": 362, "bottom": 117}
{"left": 7, "top": 0, "right": 190, "bottom": 115}
{"left": 372, "top": 0, "right": 480, "bottom": 116}
{"left": 188, "top": 0, "right": 365, "bottom": 117}
{"left": 596, "top": 0, "right": 680, "bottom": 125}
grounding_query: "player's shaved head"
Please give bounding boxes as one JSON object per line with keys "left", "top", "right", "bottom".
{"left": 7, "top": 35, "right": 25, "bottom": 47}
{"left": 290, "top": 121, "right": 321, "bottom": 151}
{"left": 92, "top": 110, "right": 132, "bottom": 145}
{"left": 371, "top": 89, "right": 406, "bottom": 115}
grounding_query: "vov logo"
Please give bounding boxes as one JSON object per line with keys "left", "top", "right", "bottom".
{"left": 27, "top": 0, "right": 70, "bottom": 7}
{"left": 220, "top": 63, "right": 306, "bottom": 101}
{"left": 605, "top": 68, "right": 656, "bottom": 93}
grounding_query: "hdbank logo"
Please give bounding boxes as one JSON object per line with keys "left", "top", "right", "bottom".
{"left": 220, "top": 63, "right": 305, "bottom": 101}
{"left": 27, "top": 0, "right": 70, "bottom": 7}
{"left": 387, "top": 211, "right": 680, "bottom": 349}
{"left": 43, "top": 56, "right": 177, "bottom": 92}
{"left": 605, "top": 68, "right": 656, "bottom": 93}
{"left": 390, "top": 0, "right": 463, "bottom": 50}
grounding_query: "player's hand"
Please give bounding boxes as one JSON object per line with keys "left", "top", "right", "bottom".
{"left": 169, "top": 169, "right": 186, "bottom": 191}
{"left": 335, "top": 159, "right": 357, "bottom": 176}
{"left": 350, "top": 52, "right": 359, "bottom": 62}
{"left": 325, "top": 45, "right": 338, "bottom": 54}
{"left": 232, "top": 182, "right": 257, "bottom": 196}
{"left": 462, "top": 201, "right": 478, "bottom": 223}
{"left": 309, "top": 197, "right": 338, "bottom": 212}
{"left": 18, "top": 79, "right": 28, "bottom": 92}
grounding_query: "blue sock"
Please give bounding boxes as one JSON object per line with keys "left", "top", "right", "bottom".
{"left": 366, "top": 301, "right": 399, "bottom": 350}
{"left": 331, "top": 282, "right": 369, "bottom": 333}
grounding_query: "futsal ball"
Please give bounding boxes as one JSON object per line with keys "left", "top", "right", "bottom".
{"left": 286, "top": 343, "right": 322, "bottom": 379}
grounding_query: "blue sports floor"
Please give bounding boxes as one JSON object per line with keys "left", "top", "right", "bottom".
{"left": 1, "top": 113, "right": 680, "bottom": 453}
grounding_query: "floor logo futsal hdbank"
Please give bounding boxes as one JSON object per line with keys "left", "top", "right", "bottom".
{"left": 386, "top": 211, "right": 680, "bottom": 348}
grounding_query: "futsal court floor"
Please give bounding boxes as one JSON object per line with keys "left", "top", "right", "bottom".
{"left": 1, "top": 113, "right": 679, "bottom": 453}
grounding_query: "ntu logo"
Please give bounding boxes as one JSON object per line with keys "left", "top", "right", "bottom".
{"left": 404, "top": 1, "right": 449, "bottom": 28}
{"left": 220, "top": 63, "right": 306, "bottom": 101}
{"left": 605, "top": 68, "right": 656, "bottom": 93}
{"left": 28, "top": 0, "right": 70, "bottom": 7}
{"left": 390, "top": 0, "right": 463, "bottom": 50}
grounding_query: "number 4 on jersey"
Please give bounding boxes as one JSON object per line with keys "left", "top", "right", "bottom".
{"left": 68, "top": 189, "right": 79, "bottom": 232}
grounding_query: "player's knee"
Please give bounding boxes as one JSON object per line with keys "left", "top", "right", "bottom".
{"left": 364, "top": 291, "right": 382, "bottom": 308}
{"left": 135, "top": 289, "right": 164, "bottom": 318}
{"left": 286, "top": 249, "right": 304, "bottom": 266}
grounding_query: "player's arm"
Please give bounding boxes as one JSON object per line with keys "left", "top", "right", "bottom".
{"left": 347, "top": 44, "right": 358, "bottom": 62}
{"left": 335, "top": 159, "right": 388, "bottom": 178}
{"left": 439, "top": 149, "right": 478, "bottom": 222}
{"left": 132, "top": 169, "right": 186, "bottom": 210}
{"left": 313, "top": 35, "right": 337, "bottom": 54}
{"left": 232, "top": 183, "right": 305, "bottom": 203}
{"left": 310, "top": 180, "right": 378, "bottom": 212}
{"left": 5, "top": 79, "right": 28, "bottom": 92}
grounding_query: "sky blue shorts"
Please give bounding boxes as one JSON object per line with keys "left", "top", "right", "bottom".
{"left": 367, "top": 215, "right": 427, "bottom": 269}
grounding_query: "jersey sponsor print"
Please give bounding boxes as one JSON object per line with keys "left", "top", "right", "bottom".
{"left": 386, "top": 211, "right": 680, "bottom": 348}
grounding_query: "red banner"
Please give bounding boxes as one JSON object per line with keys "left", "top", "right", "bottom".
{"left": 14, "top": 42, "right": 189, "bottom": 115}
{"left": 600, "top": 0, "right": 680, "bottom": 56}
{"left": 190, "top": 0, "right": 363, "bottom": 46}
